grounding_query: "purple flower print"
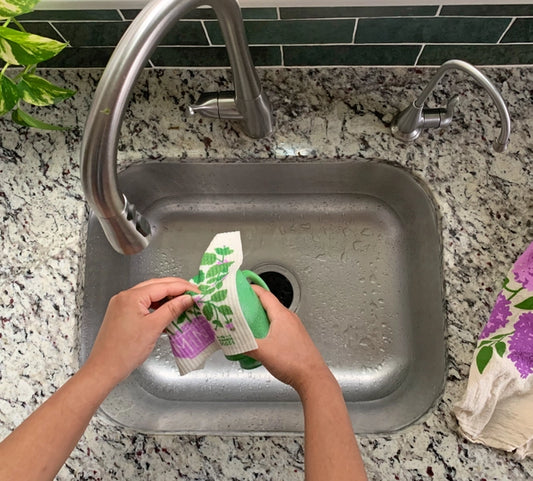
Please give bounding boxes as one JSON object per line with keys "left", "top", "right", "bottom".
{"left": 508, "top": 312, "right": 533, "bottom": 379}
{"left": 513, "top": 242, "right": 533, "bottom": 291}
{"left": 479, "top": 293, "right": 512, "bottom": 339}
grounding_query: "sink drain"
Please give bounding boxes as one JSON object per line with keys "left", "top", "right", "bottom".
{"left": 252, "top": 264, "right": 300, "bottom": 312}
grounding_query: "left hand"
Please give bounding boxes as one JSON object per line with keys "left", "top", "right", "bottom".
{"left": 84, "top": 277, "right": 197, "bottom": 385}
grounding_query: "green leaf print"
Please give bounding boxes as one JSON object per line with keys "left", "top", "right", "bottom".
{"left": 218, "top": 305, "right": 233, "bottom": 315}
{"left": 515, "top": 297, "right": 533, "bottom": 310}
{"left": 206, "top": 262, "right": 231, "bottom": 279}
{"left": 495, "top": 341, "right": 506, "bottom": 357}
{"left": 215, "top": 247, "right": 233, "bottom": 256}
{"left": 476, "top": 345, "right": 493, "bottom": 374}
{"left": 200, "top": 252, "right": 217, "bottom": 265}
{"left": 203, "top": 303, "right": 214, "bottom": 321}
{"left": 211, "top": 289, "right": 227, "bottom": 302}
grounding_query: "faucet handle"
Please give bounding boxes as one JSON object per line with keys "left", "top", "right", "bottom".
{"left": 188, "top": 91, "right": 243, "bottom": 120}
{"left": 421, "top": 94, "right": 460, "bottom": 129}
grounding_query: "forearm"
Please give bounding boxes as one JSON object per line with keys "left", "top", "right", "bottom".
{"left": 0, "top": 363, "right": 115, "bottom": 481}
{"left": 298, "top": 369, "right": 368, "bottom": 481}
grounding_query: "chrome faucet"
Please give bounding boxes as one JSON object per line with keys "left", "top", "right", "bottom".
{"left": 391, "top": 59, "right": 511, "bottom": 152}
{"left": 80, "top": 0, "right": 274, "bottom": 255}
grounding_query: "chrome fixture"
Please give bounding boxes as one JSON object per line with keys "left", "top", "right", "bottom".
{"left": 80, "top": 0, "right": 274, "bottom": 255}
{"left": 391, "top": 59, "right": 511, "bottom": 152}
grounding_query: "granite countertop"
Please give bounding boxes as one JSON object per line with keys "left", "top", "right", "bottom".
{"left": 1, "top": 66, "right": 532, "bottom": 480}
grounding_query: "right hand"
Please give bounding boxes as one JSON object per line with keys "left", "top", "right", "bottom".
{"left": 246, "top": 286, "right": 333, "bottom": 394}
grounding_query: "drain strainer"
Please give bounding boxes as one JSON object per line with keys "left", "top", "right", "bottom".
{"left": 252, "top": 264, "right": 301, "bottom": 312}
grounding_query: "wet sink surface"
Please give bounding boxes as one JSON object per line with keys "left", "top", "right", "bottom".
{"left": 81, "top": 160, "right": 445, "bottom": 434}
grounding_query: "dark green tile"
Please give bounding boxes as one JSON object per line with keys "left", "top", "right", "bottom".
{"left": 441, "top": 5, "right": 533, "bottom": 16}
{"left": 53, "top": 22, "right": 130, "bottom": 47}
{"left": 160, "top": 22, "right": 208, "bottom": 45}
{"left": 151, "top": 46, "right": 281, "bottom": 67}
{"left": 40, "top": 47, "right": 114, "bottom": 68}
{"left": 19, "top": 22, "right": 64, "bottom": 42}
{"left": 502, "top": 18, "right": 533, "bottom": 43}
{"left": 418, "top": 44, "right": 533, "bottom": 65}
{"left": 284, "top": 45, "right": 420, "bottom": 66}
{"left": 53, "top": 21, "right": 207, "bottom": 47}
{"left": 20, "top": 9, "right": 121, "bottom": 21}
{"left": 181, "top": 7, "right": 277, "bottom": 19}
{"left": 280, "top": 6, "right": 438, "bottom": 19}
{"left": 356, "top": 17, "right": 510, "bottom": 44}
{"left": 207, "top": 19, "right": 355, "bottom": 45}
{"left": 120, "top": 9, "right": 141, "bottom": 20}
{"left": 121, "top": 7, "right": 276, "bottom": 20}
{"left": 241, "top": 8, "right": 278, "bottom": 20}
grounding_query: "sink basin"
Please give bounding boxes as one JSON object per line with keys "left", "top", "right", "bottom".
{"left": 81, "top": 160, "right": 445, "bottom": 434}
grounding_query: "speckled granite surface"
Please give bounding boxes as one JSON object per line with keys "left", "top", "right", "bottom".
{"left": 1, "top": 66, "right": 532, "bottom": 480}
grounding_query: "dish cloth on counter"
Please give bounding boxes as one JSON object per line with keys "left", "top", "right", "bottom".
{"left": 454, "top": 241, "right": 533, "bottom": 459}
{"left": 165, "top": 231, "right": 258, "bottom": 375}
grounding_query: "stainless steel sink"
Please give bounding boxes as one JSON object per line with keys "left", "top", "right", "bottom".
{"left": 81, "top": 160, "right": 445, "bottom": 434}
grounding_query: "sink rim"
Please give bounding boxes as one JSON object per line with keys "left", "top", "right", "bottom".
{"left": 81, "top": 158, "right": 446, "bottom": 434}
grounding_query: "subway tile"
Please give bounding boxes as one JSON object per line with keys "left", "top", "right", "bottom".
{"left": 160, "top": 22, "right": 209, "bottom": 45}
{"left": 53, "top": 21, "right": 207, "bottom": 47}
{"left": 120, "top": 9, "right": 141, "bottom": 20}
{"left": 280, "top": 6, "right": 437, "bottom": 19}
{"left": 121, "top": 7, "right": 276, "bottom": 21}
{"left": 355, "top": 17, "right": 510, "bottom": 44}
{"left": 418, "top": 44, "right": 533, "bottom": 65}
{"left": 19, "top": 22, "right": 64, "bottom": 42}
{"left": 441, "top": 4, "right": 533, "bottom": 17}
{"left": 207, "top": 19, "right": 355, "bottom": 45}
{"left": 150, "top": 46, "right": 281, "bottom": 67}
{"left": 40, "top": 47, "right": 114, "bottom": 68}
{"left": 53, "top": 21, "right": 130, "bottom": 47}
{"left": 284, "top": 45, "right": 420, "bottom": 66}
{"left": 502, "top": 18, "right": 533, "bottom": 43}
{"left": 20, "top": 9, "right": 121, "bottom": 21}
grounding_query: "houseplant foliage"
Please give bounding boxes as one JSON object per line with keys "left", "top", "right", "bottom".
{"left": 0, "top": 0, "right": 75, "bottom": 130}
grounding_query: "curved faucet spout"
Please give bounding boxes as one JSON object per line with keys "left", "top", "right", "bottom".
{"left": 391, "top": 59, "right": 511, "bottom": 153}
{"left": 81, "top": 0, "right": 274, "bottom": 255}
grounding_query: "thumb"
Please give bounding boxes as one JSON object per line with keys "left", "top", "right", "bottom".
{"left": 150, "top": 294, "right": 195, "bottom": 330}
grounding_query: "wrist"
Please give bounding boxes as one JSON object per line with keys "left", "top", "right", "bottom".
{"left": 294, "top": 364, "right": 339, "bottom": 400}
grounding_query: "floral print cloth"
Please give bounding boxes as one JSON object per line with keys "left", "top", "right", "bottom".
{"left": 165, "top": 231, "right": 258, "bottom": 375}
{"left": 455, "top": 242, "right": 533, "bottom": 459}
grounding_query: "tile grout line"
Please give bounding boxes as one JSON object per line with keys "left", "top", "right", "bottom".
{"left": 497, "top": 17, "right": 516, "bottom": 44}
{"left": 200, "top": 20, "right": 212, "bottom": 46}
{"left": 351, "top": 18, "right": 358, "bottom": 44}
{"left": 116, "top": 8, "right": 126, "bottom": 21}
{"left": 435, "top": 5, "right": 443, "bottom": 17}
{"left": 48, "top": 21, "right": 68, "bottom": 43}
{"left": 414, "top": 44, "right": 425, "bottom": 66}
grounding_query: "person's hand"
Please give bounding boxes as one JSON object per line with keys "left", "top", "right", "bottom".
{"left": 84, "top": 277, "right": 198, "bottom": 386}
{"left": 246, "top": 286, "right": 333, "bottom": 395}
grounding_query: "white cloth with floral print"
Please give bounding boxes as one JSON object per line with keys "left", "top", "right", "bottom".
{"left": 165, "top": 231, "right": 258, "bottom": 375}
{"left": 455, "top": 242, "right": 533, "bottom": 459}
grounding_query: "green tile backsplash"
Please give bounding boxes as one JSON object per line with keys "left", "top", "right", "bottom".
{"left": 20, "top": 4, "right": 533, "bottom": 68}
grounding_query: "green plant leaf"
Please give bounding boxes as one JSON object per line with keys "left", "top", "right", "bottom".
{"left": 0, "top": 26, "right": 67, "bottom": 65}
{"left": 476, "top": 345, "right": 493, "bottom": 374}
{"left": 213, "top": 320, "right": 223, "bottom": 330}
{"left": 515, "top": 296, "right": 533, "bottom": 310}
{"left": 0, "top": 0, "right": 39, "bottom": 18}
{"left": 218, "top": 305, "right": 233, "bottom": 315}
{"left": 211, "top": 289, "right": 227, "bottom": 302}
{"left": 11, "top": 107, "right": 66, "bottom": 130}
{"left": 200, "top": 252, "right": 217, "bottom": 266}
{"left": 495, "top": 341, "right": 506, "bottom": 357}
{"left": 0, "top": 73, "right": 19, "bottom": 115}
{"left": 17, "top": 73, "right": 75, "bottom": 106}
{"left": 203, "top": 303, "right": 214, "bottom": 321}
